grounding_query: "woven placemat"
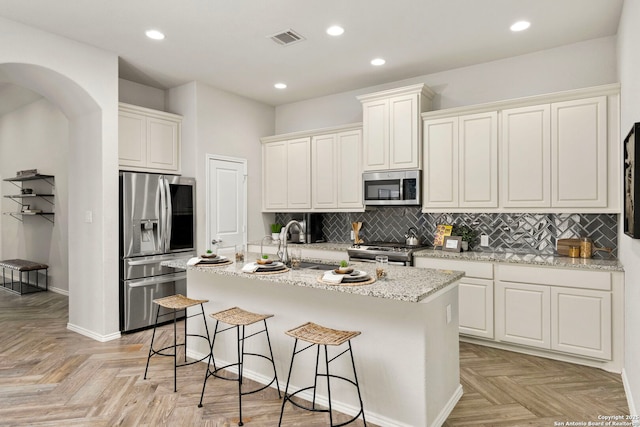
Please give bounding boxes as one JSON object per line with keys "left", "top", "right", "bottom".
{"left": 196, "top": 259, "right": 233, "bottom": 267}
{"left": 317, "top": 275, "right": 376, "bottom": 286}
{"left": 244, "top": 267, "right": 290, "bottom": 275}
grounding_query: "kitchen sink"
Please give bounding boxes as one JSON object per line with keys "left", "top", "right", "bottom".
{"left": 298, "top": 261, "right": 340, "bottom": 270}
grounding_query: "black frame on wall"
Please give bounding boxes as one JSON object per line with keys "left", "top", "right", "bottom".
{"left": 624, "top": 122, "right": 640, "bottom": 239}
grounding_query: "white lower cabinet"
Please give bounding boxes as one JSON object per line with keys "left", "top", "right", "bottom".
{"left": 414, "top": 257, "right": 494, "bottom": 339}
{"left": 496, "top": 264, "right": 613, "bottom": 361}
{"left": 551, "top": 287, "right": 611, "bottom": 360}
{"left": 496, "top": 281, "right": 551, "bottom": 349}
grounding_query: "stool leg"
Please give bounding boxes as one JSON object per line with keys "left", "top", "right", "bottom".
{"left": 173, "top": 308, "right": 178, "bottom": 392}
{"left": 348, "top": 341, "right": 367, "bottom": 426}
{"left": 278, "top": 338, "right": 298, "bottom": 427}
{"left": 237, "top": 325, "right": 245, "bottom": 426}
{"left": 144, "top": 304, "right": 161, "bottom": 380}
{"left": 198, "top": 320, "right": 220, "bottom": 408}
{"left": 324, "top": 345, "right": 334, "bottom": 427}
{"left": 312, "top": 344, "right": 321, "bottom": 409}
{"left": 263, "top": 319, "right": 281, "bottom": 398}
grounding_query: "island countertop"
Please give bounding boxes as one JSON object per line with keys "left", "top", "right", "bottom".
{"left": 164, "top": 255, "right": 464, "bottom": 303}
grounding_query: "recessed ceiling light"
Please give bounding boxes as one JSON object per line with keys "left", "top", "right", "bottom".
{"left": 371, "top": 58, "right": 386, "bottom": 66}
{"left": 145, "top": 29, "right": 165, "bottom": 40}
{"left": 510, "top": 21, "right": 531, "bottom": 32}
{"left": 274, "top": 83, "right": 287, "bottom": 89}
{"left": 326, "top": 25, "right": 345, "bottom": 36}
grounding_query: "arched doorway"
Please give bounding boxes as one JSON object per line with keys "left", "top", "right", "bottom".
{"left": 0, "top": 57, "right": 120, "bottom": 340}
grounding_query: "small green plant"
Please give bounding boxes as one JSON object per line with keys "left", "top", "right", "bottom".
{"left": 451, "top": 224, "right": 478, "bottom": 248}
{"left": 206, "top": 249, "right": 213, "bottom": 254}
{"left": 262, "top": 254, "right": 269, "bottom": 260}
{"left": 270, "top": 223, "right": 282, "bottom": 233}
{"left": 340, "top": 260, "right": 349, "bottom": 268}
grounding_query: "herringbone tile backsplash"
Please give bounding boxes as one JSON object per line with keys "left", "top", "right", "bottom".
{"left": 276, "top": 210, "right": 619, "bottom": 258}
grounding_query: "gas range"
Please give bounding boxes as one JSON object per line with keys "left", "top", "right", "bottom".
{"left": 347, "top": 241, "right": 430, "bottom": 266}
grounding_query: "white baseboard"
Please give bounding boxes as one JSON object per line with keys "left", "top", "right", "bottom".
{"left": 188, "top": 348, "right": 459, "bottom": 427}
{"left": 48, "top": 286, "right": 68, "bottom": 296}
{"left": 67, "top": 322, "right": 121, "bottom": 342}
{"left": 623, "top": 369, "right": 639, "bottom": 426}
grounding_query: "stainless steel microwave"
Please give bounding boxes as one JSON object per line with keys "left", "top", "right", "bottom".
{"left": 362, "top": 170, "right": 421, "bottom": 206}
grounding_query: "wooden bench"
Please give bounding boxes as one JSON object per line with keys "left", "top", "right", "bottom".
{"left": 0, "top": 259, "right": 48, "bottom": 294}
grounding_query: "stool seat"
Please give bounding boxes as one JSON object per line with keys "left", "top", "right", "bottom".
{"left": 154, "top": 294, "right": 208, "bottom": 310}
{"left": 286, "top": 322, "right": 360, "bottom": 346}
{"left": 211, "top": 306, "right": 273, "bottom": 326}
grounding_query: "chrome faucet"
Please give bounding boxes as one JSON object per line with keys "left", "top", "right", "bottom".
{"left": 279, "top": 219, "right": 303, "bottom": 266}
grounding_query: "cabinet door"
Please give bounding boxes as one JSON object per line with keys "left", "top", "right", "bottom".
{"left": 423, "top": 117, "right": 459, "bottom": 208}
{"left": 551, "top": 287, "right": 612, "bottom": 360}
{"left": 496, "top": 281, "right": 550, "bottom": 349}
{"left": 459, "top": 277, "right": 494, "bottom": 339}
{"left": 119, "top": 110, "right": 147, "bottom": 168}
{"left": 551, "top": 96, "right": 607, "bottom": 207}
{"left": 362, "top": 99, "right": 389, "bottom": 171}
{"left": 312, "top": 134, "right": 337, "bottom": 209}
{"left": 287, "top": 137, "right": 311, "bottom": 209}
{"left": 147, "top": 116, "right": 180, "bottom": 172}
{"left": 459, "top": 112, "right": 498, "bottom": 208}
{"left": 336, "top": 129, "right": 364, "bottom": 209}
{"left": 501, "top": 105, "right": 551, "bottom": 208}
{"left": 263, "top": 141, "right": 288, "bottom": 210}
{"left": 389, "top": 93, "right": 420, "bottom": 169}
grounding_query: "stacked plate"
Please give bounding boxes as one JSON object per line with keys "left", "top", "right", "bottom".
{"left": 328, "top": 269, "right": 372, "bottom": 284}
{"left": 244, "top": 261, "right": 288, "bottom": 273}
{"left": 197, "top": 255, "right": 229, "bottom": 265}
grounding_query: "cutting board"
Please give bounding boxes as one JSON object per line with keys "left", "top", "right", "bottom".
{"left": 556, "top": 238, "right": 582, "bottom": 256}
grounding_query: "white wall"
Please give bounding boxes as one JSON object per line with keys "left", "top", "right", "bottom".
{"left": 118, "top": 79, "right": 165, "bottom": 111}
{"left": 167, "top": 81, "right": 275, "bottom": 247}
{"left": 275, "top": 36, "right": 617, "bottom": 134}
{"left": 617, "top": 0, "right": 640, "bottom": 416}
{"left": 0, "top": 98, "right": 69, "bottom": 293}
{"left": 0, "top": 16, "right": 120, "bottom": 340}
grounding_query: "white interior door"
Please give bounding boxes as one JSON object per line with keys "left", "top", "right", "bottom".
{"left": 207, "top": 155, "right": 247, "bottom": 253}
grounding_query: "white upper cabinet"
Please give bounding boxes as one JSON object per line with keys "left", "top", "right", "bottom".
{"left": 262, "top": 137, "right": 311, "bottom": 211}
{"left": 118, "top": 103, "right": 181, "bottom": 174}
{"left": 551, "top": 96, "right": 607, "bottom": 208}
{"left": 262, "top": 124, "right": 363, "bottom": 212}
{"left": 501, "top": 104, "right": 551, "bottom": 208}
{"left": 311, "top": 129, "right": 363, "bottom": 210}
{"left": 422, "top": 84, "right": 619, "bottom": 213}
{"left": 459, "top": 112, "right": 498, "bottom": 208}
{"left": 359, "top": 84, "right": 434, "bottom": 171}
{"left": 423, "top": 111, "right": 498, "bottom": 209}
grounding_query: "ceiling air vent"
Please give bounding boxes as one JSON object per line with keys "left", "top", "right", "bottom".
{"left": 269, "top": 29, "right": 305, "bottom": 46}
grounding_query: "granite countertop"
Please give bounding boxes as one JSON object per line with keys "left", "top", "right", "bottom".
{"left": 164, "top": 254, "right": 464, "bottom": 303}
{"left": 413, "top": 248, "right": 624, "bottom": 272}
{"left": 251, "top": 240, "right": 624, "bottom": 272}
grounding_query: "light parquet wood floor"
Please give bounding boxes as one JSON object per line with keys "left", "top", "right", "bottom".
{"left": 0, "top": 291, "right": 629, "bottom": 426}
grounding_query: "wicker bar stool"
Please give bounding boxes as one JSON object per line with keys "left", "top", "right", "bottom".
{"left": 198, "top": 306, "right": 281, "bottom": 426}
{"left": 143, "top": 294, "right": 211, "bottom": 392}
{"left": 278, "top": 322, "right": 366, "bottom": 427}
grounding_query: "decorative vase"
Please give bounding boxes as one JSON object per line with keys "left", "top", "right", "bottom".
{"left": 461, "top": 241, "right": 469, "bottom": 251}
{"left": 271, "top": 232, "right": 280, "bottom": 242}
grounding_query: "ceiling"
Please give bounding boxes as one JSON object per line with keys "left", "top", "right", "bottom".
{"left": 0, "top": 0, "right": 624, "bottom": 108}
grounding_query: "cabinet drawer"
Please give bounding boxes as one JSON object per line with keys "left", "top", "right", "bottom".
{"left": 497, "top": 264, "right": 610, "bottom": 291}
{"left": 415, "top": 257, "right": 493, "bottom": 279}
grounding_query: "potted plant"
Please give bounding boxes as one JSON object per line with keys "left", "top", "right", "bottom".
{"left": 335, "top": 260, "right": 353, "bottom": 274}
{"left": 257, "top": 253, "right": 272, "bottom": 265}
{"left": 271, "top": 223, "right": 282, "bottom": 241}
{"left": 202, "top": 248, "right": 217, "bottom": 258}
{"left": 451, "top": 224, "right": 478, "bottom": 251}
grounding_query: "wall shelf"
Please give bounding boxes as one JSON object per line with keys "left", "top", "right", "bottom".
{"left": 2, "top": 174, "right": 55, "bottom": 223}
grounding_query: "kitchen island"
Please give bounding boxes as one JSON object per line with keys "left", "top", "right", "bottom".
{"left": 164, "top": 256, "right": 464, "bottom": 427}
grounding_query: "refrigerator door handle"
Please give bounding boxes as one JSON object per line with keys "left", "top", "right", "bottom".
{"left": 163, "top": 177, "right": 173, "bottom": 252}
{"left": 126, "top": 272, "right": 187, "bottom": 288}
{"left": 159, "top": 177, "right": 168, "bottom": 252}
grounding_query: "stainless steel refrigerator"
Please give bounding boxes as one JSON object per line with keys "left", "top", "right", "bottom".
{"left": 119, "top": 172, "right": 196, "bottom": 332}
